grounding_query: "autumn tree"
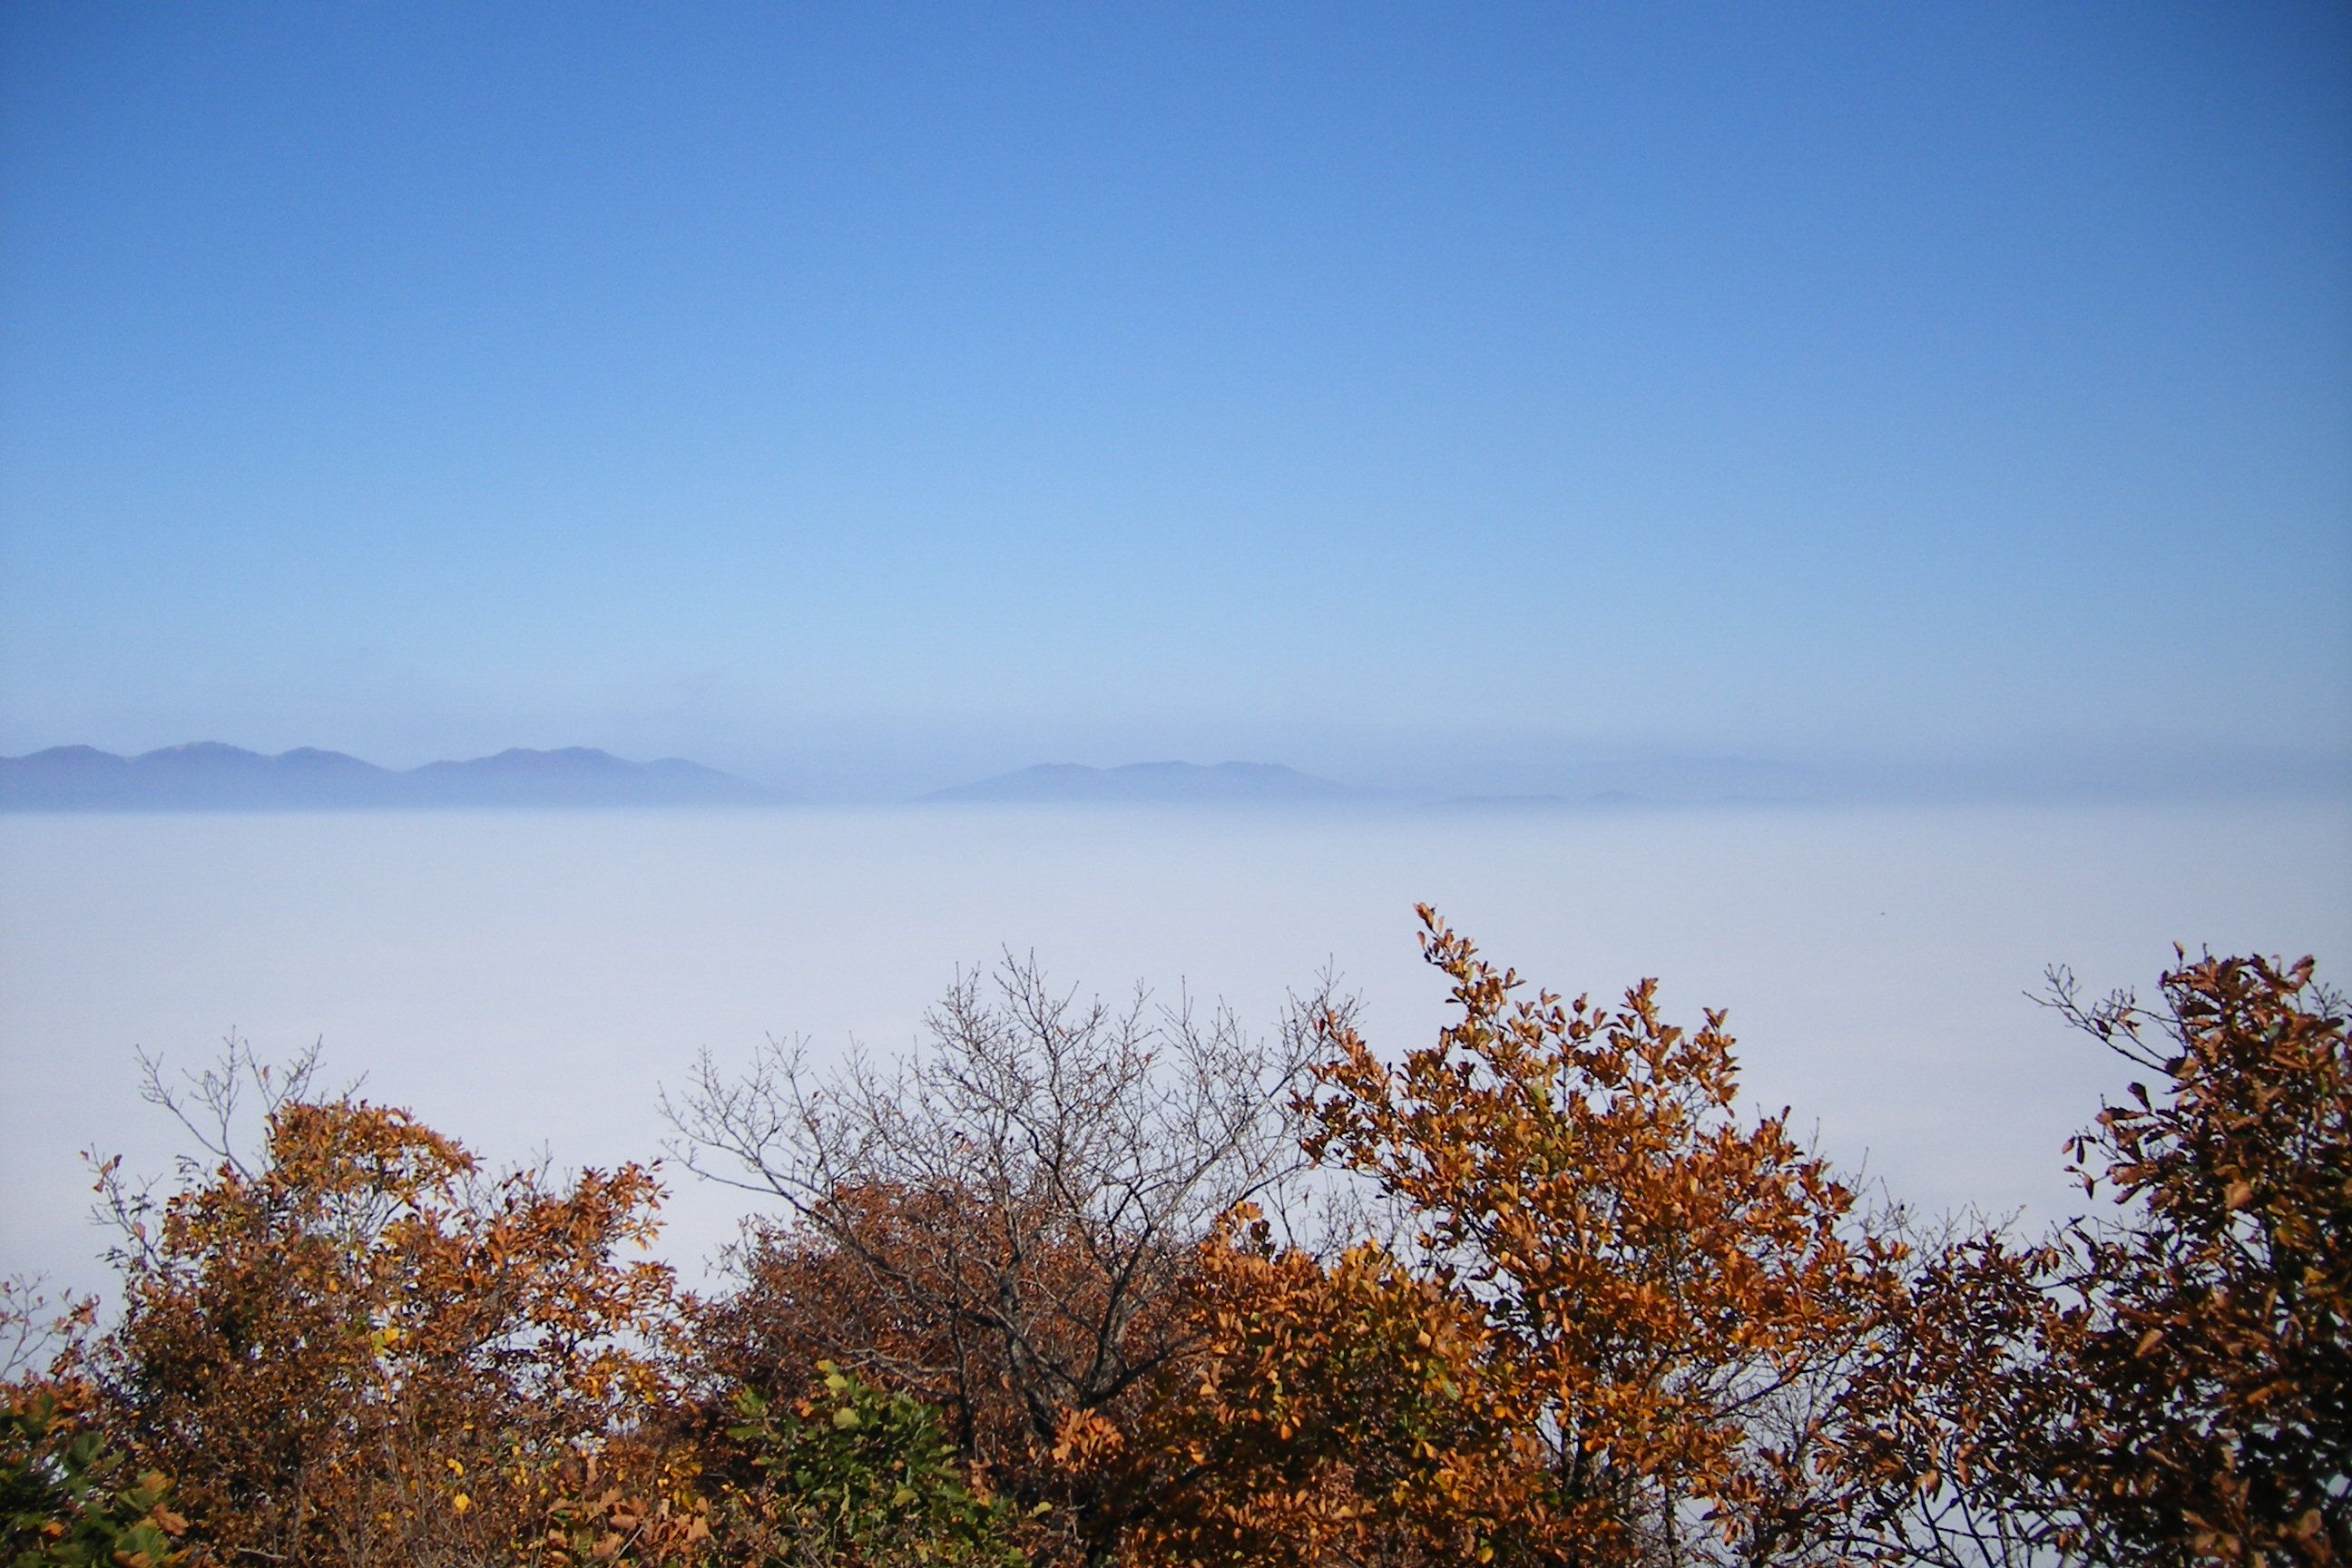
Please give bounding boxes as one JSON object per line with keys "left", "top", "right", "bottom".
{"left": 85, "top": 1044, "right": 679, "bottom": 1568}
{"left": 1107, "top": 907, "right": 1915, "bottom": 1568}
{"left": 1814, "top": 1219, "right": 2088, "bottom": 1567}
{"left": 1823, "top": 948, "right": 2352, "bottom": 1568}
{"left": 665, "top": 955, "right": 1327, "bottom": 1564}
{"left": 1066, "top": 1207, "right": 1511, "bottom": 1568}
{"left": 17, "top": 922, "right": 2339, "bottom": 1568}
{"left": 2039, "top": 950, "right": 2349, "bottom": 1564}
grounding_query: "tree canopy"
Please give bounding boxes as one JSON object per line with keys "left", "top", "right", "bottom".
{"left": 5, "top": 914, "right": 2342, "bottom": 1567}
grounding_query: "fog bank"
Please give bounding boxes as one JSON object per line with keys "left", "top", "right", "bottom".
{"left": 4, "top": 802, "right": 2346, "bottom": 1297}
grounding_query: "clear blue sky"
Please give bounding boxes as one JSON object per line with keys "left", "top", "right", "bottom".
{"left": 2, "top": 2, "right": 2346, "bottom": 796}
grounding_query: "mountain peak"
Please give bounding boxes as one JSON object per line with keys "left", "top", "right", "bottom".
{"left": 1, "top": 744, "right": 789, "bottom": 810}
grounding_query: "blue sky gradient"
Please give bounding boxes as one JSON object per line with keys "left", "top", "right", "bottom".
{"left": 3, "top": 3, "right": 2346, "bottom": 797}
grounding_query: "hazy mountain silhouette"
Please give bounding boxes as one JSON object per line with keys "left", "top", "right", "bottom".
{"left": 918, "top": 760, "right": 1363, "bottom": 806}
{"left": 0, "top": 744, "right": 789, "bottom": 810}
{"left": 1432, "top": 758, "right": 1826, "bottom": 808}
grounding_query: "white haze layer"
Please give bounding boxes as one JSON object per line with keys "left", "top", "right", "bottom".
{"left": 3, "top": 803, "right": 2347, "bottom": 1299}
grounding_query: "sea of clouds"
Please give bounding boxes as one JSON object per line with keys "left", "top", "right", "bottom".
{"left": 4, "top": 800, "right": 2347, "bottom": 1298}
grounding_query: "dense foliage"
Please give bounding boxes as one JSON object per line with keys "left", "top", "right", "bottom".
{"left": 5, "top": 913, "right": 2342, "bottom": 1566}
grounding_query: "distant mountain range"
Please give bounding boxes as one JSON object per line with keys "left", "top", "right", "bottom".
{"left": 0, "top": 744, "right": 1841, "bottom": 812}
{"left": 0, "top": 743, "right": 789, "bottom": 810}
{"left": 918, "top": 760, "right": 1367, "bottom": 806}
{"left": 917, "top": 760, "right": 1823, "bottom": 809}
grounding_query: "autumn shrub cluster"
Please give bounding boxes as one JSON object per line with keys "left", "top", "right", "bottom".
{"left": 4, "top": 908, "right": 2345, "bottom": 1567}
